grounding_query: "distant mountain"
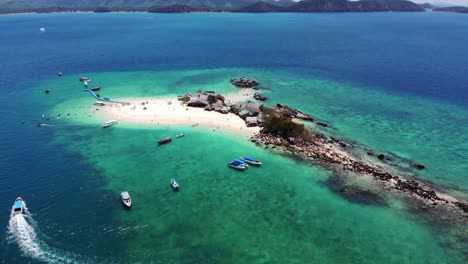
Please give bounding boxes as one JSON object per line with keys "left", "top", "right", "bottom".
{"left": 233, "top": 1, "right": 284, "bottom": 12}
{"left": 148, "top": 4, "right": 212, "bottom": 12}
{"left": 418, "top": 3, "right": 434, "bottom": 9}
{"left": 284, "top": 0, "right": 424, "bottom": 12}
{"left": 433, "top": 6, "right": 468, "bottom": 13}
{"left": 0, "top": 0, "right": 425, "bottom": 13}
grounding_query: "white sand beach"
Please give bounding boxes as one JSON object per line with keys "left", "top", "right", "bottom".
{"left": 94, "top": 93, "right": 260, "bottom": 137}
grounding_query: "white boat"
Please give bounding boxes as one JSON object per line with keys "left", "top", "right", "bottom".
{"left": 171, "top": 179, "right": 180, "bottom": 191}
{"left": 120, "top": 192, "right": 131, "bottom": 208}
{"left": 176, "top": 133, "right": 185, "bottom": 138}
{"left": 102, "top": 120, "right": 117, "bottom": 128}
{"left": 11, "top": 197, "right": 27, "bottom": 216}
{"left": 240, "top": 157, "right": 262, "bottom": 166}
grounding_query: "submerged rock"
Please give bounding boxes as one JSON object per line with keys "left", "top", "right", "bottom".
{"left": 412, "top": 163, "right": 426, "bottom": 170}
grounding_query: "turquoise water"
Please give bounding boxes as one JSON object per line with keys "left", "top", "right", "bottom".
{"left": 1, "top": 12, "right": 467, "bottom": 263}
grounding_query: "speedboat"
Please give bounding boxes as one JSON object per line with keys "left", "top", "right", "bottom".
{"left": 120, "top": 192, "right": 131, "bottom": 208}
{"left": 227, "top": 160, "right": 247, "bottom": 170}
{"left": 234, "top": 159, "right": 249, "bottom": 167}
{"left": 176, "top": 133, "right": 185, "bottom": 138}
{"left": 240, "top": 157, "right": 262, "bottom": 166}
{"left": 102, "top": 120, "right": 117, "bottom": 128}
{"left": 11, "top": 197, "right": 27, "bottom": 216}
{"left": 170, "top": 179, "right": 179, "bottom": 191}
{"left": 158, "top": 137, "right": 171, "bottom": 145}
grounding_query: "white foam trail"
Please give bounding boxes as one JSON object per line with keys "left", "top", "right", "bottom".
{"left": 7, "top": 214, "right": 82, "bottom": 264}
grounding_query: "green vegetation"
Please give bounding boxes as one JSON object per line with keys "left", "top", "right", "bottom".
{"left": 262, "top": 107, "right": 312, "bottom": 141}
{"left": 207, "top": 94, "right": 217, "bottom": 104}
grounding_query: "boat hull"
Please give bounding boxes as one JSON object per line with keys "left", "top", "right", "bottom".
{"left": 240, "top": 157, "right": 262, "bottom": 166}
{"left": 228, "top": 164, "right": 247, "bottom": 170}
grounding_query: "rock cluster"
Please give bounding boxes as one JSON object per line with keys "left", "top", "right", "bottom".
{"left": 275, "top": 104, "right": 314, "bottom": 121}
{"left": 253, "top": 93, "right": 267, "bottom": 101}
{"left": 230, "top": 77, "right": 260, "bottom": 89}
{"left": 252, "top": 131, "right": 468, "bottom": 215}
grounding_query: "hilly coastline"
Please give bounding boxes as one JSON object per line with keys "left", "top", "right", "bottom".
{"left": 0, "top": 0, "right": 424, "bottom": 14}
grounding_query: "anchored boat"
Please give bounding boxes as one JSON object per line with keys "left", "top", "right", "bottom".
{"left": 227, "top": 160, "right": 247, "bottom": 170}
{"left": 11, "top": 197, "right": 27, "bottom": 216}
{"left": 102, "top": 120, "right": 117, "bottom": 128}
{"left": 176, "top": 133, "right": 185, "bottom": 138}
{"left": 240, "top": 157, "right": 262, "bottom": 166}
{"left": 90, "top": 86, "right": 101, "bottom": 91}
{"left": 158, "top": 137, "right": 171, "bottom": 145}
{"left": 234, "top": 159, "right": 249, "bottom": 167}
{"left": 120, "top": 192, "right": 132, "bottom": 208}
{"left": 170, "top": 179, "right": 179, "bottom": 191}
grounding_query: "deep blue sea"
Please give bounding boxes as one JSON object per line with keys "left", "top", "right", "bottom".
{"left": 0, "top": 12, "right": 467, "bottom": 263}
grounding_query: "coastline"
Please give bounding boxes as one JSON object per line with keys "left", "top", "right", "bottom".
{"left": 53, "top": 91, "right": 260, "bottom": 138}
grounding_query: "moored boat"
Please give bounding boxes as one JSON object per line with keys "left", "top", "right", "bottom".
{"left": 170, "top": 179, "right": 179, "bottom": 191}
{"left": 158, "top": 137, "right": 171, "bottom": 145}
{"left": 234, "top": 159, "right": 249, "bottom": 167}
{"left": 227, "top": 160, "right": 247, "bottom": 170}
{"left": 240, "top": 157, "right": 262, "bottom": 166}
{"left": 102, "top": 120, "right": 117, "bottom": 128}
{"left": 120, "top": 192, "right": 131, "bottom": 208}
{"left": 79, "top": 77, "right": 90, "bottom": 82}
{"left": 11, "top": 197, "right": 27, "bottom": 216}
{"left": 90, "top": 86, "right": 101, "bottom": 91}
{"left": 176, "top": 133, "right": 185, "bottom": 138}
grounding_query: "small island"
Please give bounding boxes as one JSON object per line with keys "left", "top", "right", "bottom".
{"left": 55, "top": 76, "right": 467, "bottom": 227}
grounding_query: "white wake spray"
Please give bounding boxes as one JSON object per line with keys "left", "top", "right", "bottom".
{"left": 7, "top": 213, "right": 84, "bottom": 264}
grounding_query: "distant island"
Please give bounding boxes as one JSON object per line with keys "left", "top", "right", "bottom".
{"left": 0, "top": 0, "right": 425, "bottom": 14}
{"left": 433, "top": 6, "right": 468, "bottom": 13}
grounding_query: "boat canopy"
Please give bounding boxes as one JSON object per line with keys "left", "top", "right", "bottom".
{"left": 13, "top": 200, "right": 23, "bottom": 209}
{"left": 243, "top": 157, "right": 255, "bottom": 161}
{"left": 235, "top": 159, "right": 246, "bottom": 163}
{"left": 230, "top": 160, "right": 243, "bottom": 166}
{"left": 120, "top": 192, "right": 130, "bottom": 199}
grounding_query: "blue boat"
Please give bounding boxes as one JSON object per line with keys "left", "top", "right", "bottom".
{"left": 227, "top": 160, "right": 247, "bottom": 170}
{"left": 11, "top": 197, "right": 27, "bottom": 216}
{"left": 234, "top": 159, "right": 249, "bottom": 167}
{"left": 170, "top": 179, "right": 179, "bottom": 191}
{"left": 240, "top": 157, "right": 262, "bottom": 166}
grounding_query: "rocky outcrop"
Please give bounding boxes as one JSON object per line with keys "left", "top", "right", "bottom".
{"left": 276, "top": 104, "right": 314, "bottom": 121}
{"left": 230, "top": 77, "right": 260, "bottom": 89}
{"left": 252, "top": 131, "right": 468, "bottom": 217}
{"left": 253, "top": 93, "right": 268, "bottom": 101}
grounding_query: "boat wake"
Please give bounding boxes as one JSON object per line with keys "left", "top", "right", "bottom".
{"left": 7, "top": 214, "right": 89, "bottom": 263}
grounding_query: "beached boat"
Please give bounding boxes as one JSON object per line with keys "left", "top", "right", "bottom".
{"left": 240, "top": 157, "right": 262, "bottom": 166}
{"left": 11, "top": 197, "right": 27, "bottom": 216}
{"left": 158, "top": 137, "right": 171, "bottom": 145}
{"left": 227, "top": 160, "right": 247, "bottom": 170}
{"left": 102, "top": 120, "right": 117, "bottom": 128}
{"left": 94, "top": 101, "right": 106, "bottom": 106}
{"left": 90, "top": 86, "right": 101, "bottom": 91}
{"left": 120, "top": 192, "right": 131, "bottom": 208}
{"left": 170, "top": 179, "right": 179, "bottom": 191}
{"left": 176, "top": 133, "right": 185, "bottom": 138}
